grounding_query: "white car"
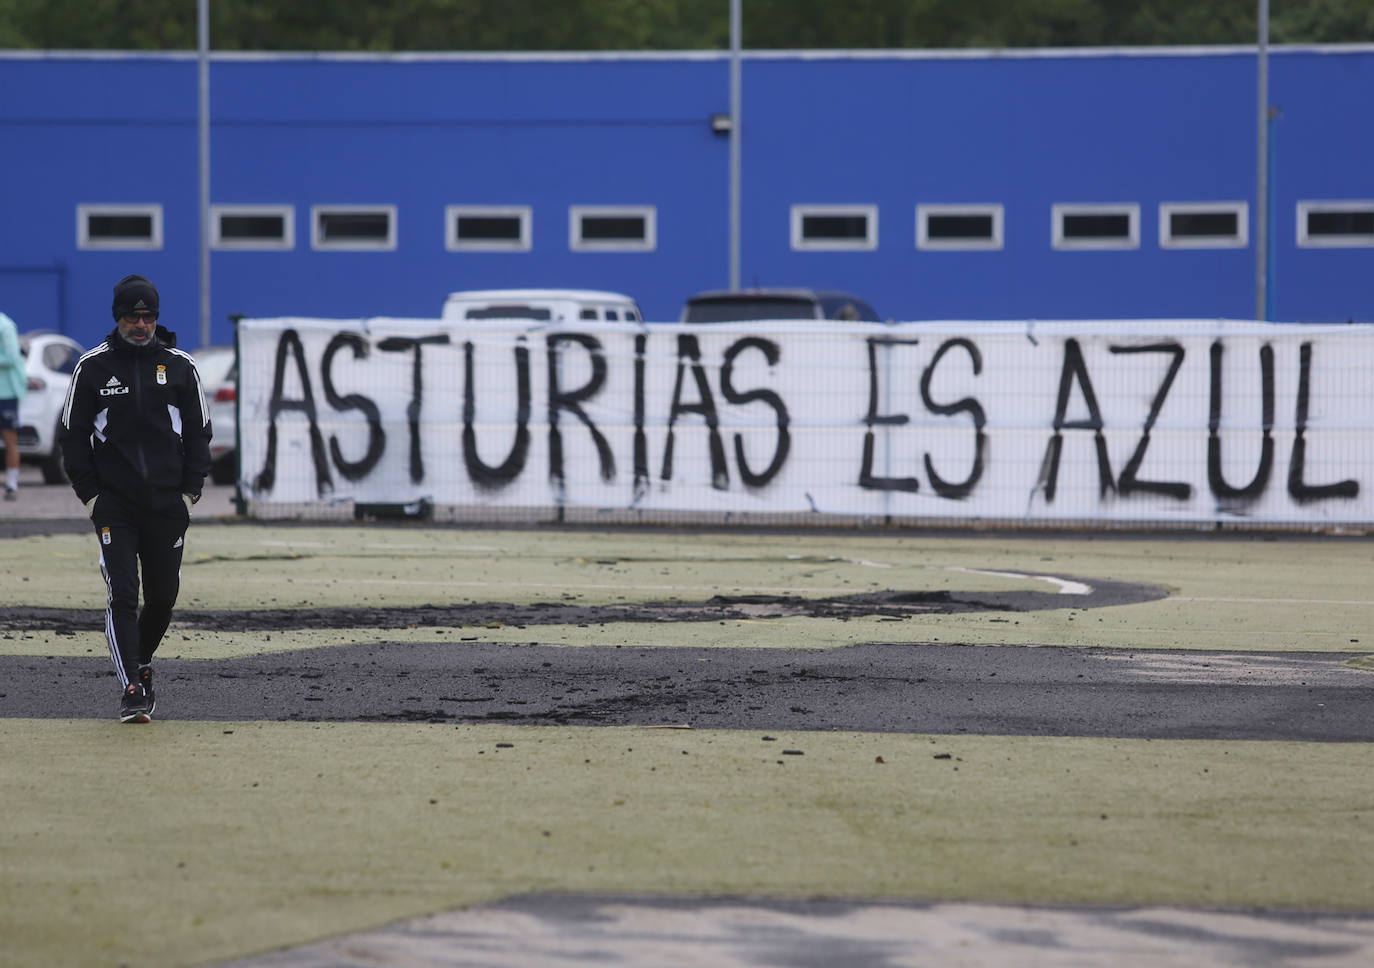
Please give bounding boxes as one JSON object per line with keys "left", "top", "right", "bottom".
{"left": 441, "top": 288, "right": 644, "bottom": 324}
{"left": 15, "top": 331, "right": 84, "bottom": 483}
{"left": 193, "top": 345, "right": 238, "bottom": 485}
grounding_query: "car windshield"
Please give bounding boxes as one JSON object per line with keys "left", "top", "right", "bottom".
{"left": 194, "top": 348, "right": 237, "bottom": 387}
{"left": 462, "top": 306, "right": 553, "bottom": 321}
{"left": 18, "top": 334, "right": 81, "bottom": 373}
{"left": 817, "top": 295, "right": 881, "bottom": 322}
{"left": 683, "top": 297, "right": 817, "bottom": 323}
{"left": 43, "top": 343, "right": 79, "bottom": 374}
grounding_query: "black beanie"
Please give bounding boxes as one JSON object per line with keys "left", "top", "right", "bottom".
{"left": 112, "top": 274, "right": 159, "bottom": 320}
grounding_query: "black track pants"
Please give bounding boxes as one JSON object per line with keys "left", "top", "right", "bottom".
{"left": 91, "top": 493, "right": 189, "bottom": 685}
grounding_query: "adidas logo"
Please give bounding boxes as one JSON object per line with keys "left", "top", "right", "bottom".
{"left": 99, "top": 374, "right": 130, "bottom": 397}
{"left": 134, "top": 299, "right": 148, "bottom": 309}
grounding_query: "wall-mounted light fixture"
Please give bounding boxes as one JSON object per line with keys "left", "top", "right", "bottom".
{"left": 710, "top": 113, "right": 733, "bottom": 134}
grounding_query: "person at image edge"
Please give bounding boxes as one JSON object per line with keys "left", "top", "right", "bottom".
{"left": 59, "top": 275, "right": 212, "bottom": 723}
{"left": 0, "top": 310, "right": 26, "bottom": 499}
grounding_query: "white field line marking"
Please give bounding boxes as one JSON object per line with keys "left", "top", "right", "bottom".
{"left": 1095, "top": 652, "right": 1367, "bottom": 684}
{"left": 949, "top": 567, "right": 1092, "bottom": 595}
{"left": 250, "top": 542, "right": 899, "bottom": 566}
{"left": 233, "top": 577, "right": 861, "bottom": 595}
{"left": 785, "top": 554, "right": 895, "bottom": 568}
{"left": 253, "top": 540, "right": 512, "bottom": 552}
{"left": 233, "top": 566, "right": 1060, "bottom": 597}
{"left": 1176, "top": 596, "right": 1374, "bottom": 606}
{"left": 237, "top": 573, "right": 1080, "bottom": 597}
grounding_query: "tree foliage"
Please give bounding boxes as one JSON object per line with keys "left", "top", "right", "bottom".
{"left": 2, "top": 0, "right": 1371, "bottom": 51}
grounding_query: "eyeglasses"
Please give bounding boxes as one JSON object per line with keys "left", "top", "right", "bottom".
{"left": 121, "top": 311, "right": 159, "bottom": 323}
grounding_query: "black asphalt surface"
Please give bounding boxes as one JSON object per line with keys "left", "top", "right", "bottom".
{"left": 2, "top": 641, "right": 1368, "bottom": 741}
{"left": 3, "top": 481, "right": 1370, "bottom": 741}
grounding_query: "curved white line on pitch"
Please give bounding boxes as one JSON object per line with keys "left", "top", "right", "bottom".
{"left": 1178, "top": 596, "right": 1374, "bottom": 606}
{"left": 949, "top": 567, "right": 1092, "bottom": 595}
{"left": 784, "top": 554, "right": 894, "bottom": 568}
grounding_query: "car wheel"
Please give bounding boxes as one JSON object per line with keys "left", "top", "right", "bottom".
{"left": 40, "top": 437, "right": 68, "bottom": 484}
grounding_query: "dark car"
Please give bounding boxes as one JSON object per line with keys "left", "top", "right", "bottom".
{"left": 679, "top": 288, "right": 882, "bottom": 324}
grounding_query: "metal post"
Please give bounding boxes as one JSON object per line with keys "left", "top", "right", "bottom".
{"left": 729, "top": 0, "right": 742, "bottom": 291}
{"left": 1255, "top": 0, "right": 1269, "bottom": 320}
{"left": 198, "top": 0, "right": 211, "bottom": 347}
{"left": 1266, "top": 106, "right": 1278, "bottom": 321}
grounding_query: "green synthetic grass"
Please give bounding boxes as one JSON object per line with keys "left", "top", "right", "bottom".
{"left": 2, "top": 722, "right": 1372, "bottom": 968}
{"left": 4, "top": 526, "right": 1374, "bottom": 659}
{"left": 3, "top": 525, "right": 1372, "bottom": 966}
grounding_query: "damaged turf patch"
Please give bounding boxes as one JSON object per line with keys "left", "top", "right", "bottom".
{"left": 0, "top": 577, "right": 1166, "bottom": 635}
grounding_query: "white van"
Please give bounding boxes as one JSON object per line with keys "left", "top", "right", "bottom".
{"left": 441, "top": 288, "right": 644, "bottom": 324}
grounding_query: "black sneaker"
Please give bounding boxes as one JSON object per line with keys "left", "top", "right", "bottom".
{"left": 139, "top": 666, "right": 156, "bottom": 715}
{"left": 119, "top": 682, "right": 153, "bottom": 724}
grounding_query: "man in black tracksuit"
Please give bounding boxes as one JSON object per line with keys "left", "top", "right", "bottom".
{"left": 60, "top": 275, "right": 213, "bottom": 723}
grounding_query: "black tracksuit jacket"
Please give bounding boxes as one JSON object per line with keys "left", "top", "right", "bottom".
{"left": 60, "top": 325, "right": 213, "bottom": 509}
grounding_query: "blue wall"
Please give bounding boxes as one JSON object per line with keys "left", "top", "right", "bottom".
{"left": 1, "top": 47, "right": 1371, "bottom": 350}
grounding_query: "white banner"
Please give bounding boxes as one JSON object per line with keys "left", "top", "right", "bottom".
{"left": 234, "top": 318, "right": 1371, "bottom": 524}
